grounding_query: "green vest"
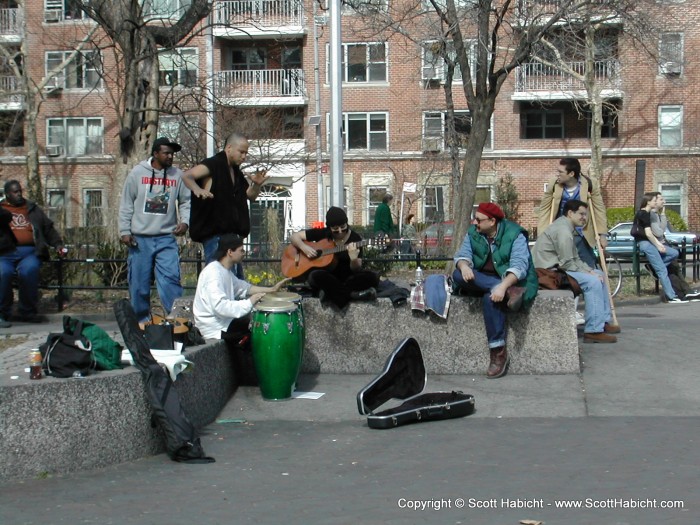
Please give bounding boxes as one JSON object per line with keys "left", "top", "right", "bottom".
{"left": 469, "top": 220, "right": 539, "bottom": 308}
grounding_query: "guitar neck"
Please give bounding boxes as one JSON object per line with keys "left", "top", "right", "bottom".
{"left": 318, "top": 239, "right": 370, "bottom": 256}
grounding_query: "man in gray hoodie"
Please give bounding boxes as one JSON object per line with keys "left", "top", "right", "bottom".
{"left": 118, "top": 137, "right": 191, "bottom": 322}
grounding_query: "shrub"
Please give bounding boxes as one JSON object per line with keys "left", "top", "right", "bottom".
{"left": 606, "top": 207, "right": 688, "bottom": 231}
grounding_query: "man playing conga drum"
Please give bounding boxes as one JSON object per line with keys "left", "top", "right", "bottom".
{"left": 193, "top": 234, "right": 289, "bottom": 340}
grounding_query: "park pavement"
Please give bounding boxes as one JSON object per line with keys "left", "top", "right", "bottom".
{"left": 1, "top": 298, "right": 700, "bottom": 525}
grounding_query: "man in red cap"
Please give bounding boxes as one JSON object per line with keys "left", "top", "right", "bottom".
{"left": 452, "top": 202, "right": 539, "bottom": 378}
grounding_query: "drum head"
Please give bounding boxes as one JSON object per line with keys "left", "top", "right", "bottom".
{"left": 262, "top": 291, "right": 302, "bottom": 303}
{"left": 254, "top": 301, "right": 297, "bottom": 313}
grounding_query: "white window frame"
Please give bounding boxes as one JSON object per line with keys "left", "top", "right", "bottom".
{"left": 658, "top": 105, "right": 683, "bottom": 148}
{"left": 46, "top": 117, "right": 104, "bottom": 156}
{"left": 46, "top": 189, "right": 67, "bottom": 228}
{"left": 83, "top": 188, "right": 105, "bottom": 227}
{"left": 422, "top": 110, "right": 493, "bottom": 151}
{"left": 424, "top": 185, "right": 446, "bottom": 223}
{"left": 159, "top": 47, "right": 198, "bottom": 88}
{"left": 471, "top": 186, "right": 493, "bottom": 216}
{"left": 45, "top": 50, "right": 102, "bottom": 90}
{"left": 659, "top": 32, "right": 683, "bottom": 75}
{"left": 421, "top": 40, "right": 477, "bottom": 83}
{"left": 44, "top": 0, "right": 87, "bottom": 21}
{"left": 142, "top": 0, "right": 190, "bottom": 21}
{"left": 326, "top": 112, "right": 389, "bottom": 152}
{"left": 326, "top": 42, "right": 388, "bottom": 84}
{"left": 658, "top": 183, "right": 684, "bottom": 218}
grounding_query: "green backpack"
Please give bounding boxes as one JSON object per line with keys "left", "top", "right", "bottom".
{"left": 63, "top": 316, "right": 123, "bottom": 371}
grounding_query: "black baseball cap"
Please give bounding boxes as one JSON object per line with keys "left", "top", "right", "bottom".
{"left": 152, "top": 137, "right": 182, "bottom": 154}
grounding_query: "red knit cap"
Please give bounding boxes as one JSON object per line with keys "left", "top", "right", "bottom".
{"left": 476, "top": 202, "right": 505, "bottom": 220}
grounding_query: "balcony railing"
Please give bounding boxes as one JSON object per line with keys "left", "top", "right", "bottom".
{"left": 0, "top": 75, "right": 22, "bottom": 105}
{"left": 215, "top": 68, "right": 306, "bottom": 100}
{"left": 0, "top": 8, "right": 22, "bottom": 36}
{"left": 214, "top": 0, "right": 304, "bottom": 28}
{"left": 515, "top": 59, "right": 622, "bottom": 93}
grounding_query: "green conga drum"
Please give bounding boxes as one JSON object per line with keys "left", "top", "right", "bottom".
{"left": 250, "top": 301, "right": 303, "bottom": 400}
{"left": 260, "top": 291, "right": 305, "bottom": 366}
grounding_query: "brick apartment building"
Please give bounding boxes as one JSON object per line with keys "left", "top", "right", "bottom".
{"left": 1, "top": 0, "right": 699, "bottom": 246}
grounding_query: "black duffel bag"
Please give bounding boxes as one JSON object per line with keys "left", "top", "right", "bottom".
{"left": 40, "top": 318, "right": 96, "bottom": 378}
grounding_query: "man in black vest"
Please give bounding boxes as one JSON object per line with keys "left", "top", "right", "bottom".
{"left": 182, "top": 132, "right": 268, "bottom": 275}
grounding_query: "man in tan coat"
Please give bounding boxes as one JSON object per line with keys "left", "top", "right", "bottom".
{"left": 537, "top": 157, "right": 608, "bottom": 269}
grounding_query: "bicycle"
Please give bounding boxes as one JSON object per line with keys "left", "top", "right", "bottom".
{"left": 603, "top": 251, "right": 623, "bottom": 298}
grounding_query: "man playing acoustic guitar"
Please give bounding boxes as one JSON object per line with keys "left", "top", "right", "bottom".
{"left": 289, "top": 207, "right": 379, "bottom": 310}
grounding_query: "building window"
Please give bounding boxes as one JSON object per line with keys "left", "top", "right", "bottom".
{"left": 0, "top": 111, "right": 24, "bottom": 147}
{"left": 422, "top": 110, "right": 492, "bottom": 151}
{"left": 47, "top": 117, "right": 103, "bottom": 156}
{"left": 159, "top": 48, "right": 198, "bottom": 87}
{"left": 45, "top": 50, "right": 102, "bottom": 89}
{"left": 658, "top": 105, "right": 682, "bottom": 147}
{"left": 328, "top": 112, "right": 388, "bottom": 151}
{"left": 659, "top": 183, "right": 683, "bottom": 217}
{"left": 327, "top": 43, "right": 387, "bottom": 83}
{"left": 522, "top": 110, "right": 564, "bottom": 139}
{"left": 143, "top": 0, "right": 189, "bottom": 20}
{"left": 44, "top": 0, "right": 87, "bottom": 20}
{"left": 84, "top": 189, "right": 104, "bottom": 227}
{"left": 585, "top": 106, "right": 618, "bottom": 138}
{"left": 472, "top": 186, "right": 492, "bottom": 216}
{"left": 46, "top": 189, "right": 66, "bottom": 229}
{"left": 659, "top": 33, "right": 683, "bottom": 75}
{"left": 421, "top": 40, "right": 470, "bottom": 83}
{"left": 424, "top": 186, "right": 445, "bottom": 223}
{"left": 231, "top": 48, "right": 267, "bottom": 70}
{"left": 367, "top": 186, "right": 387, "bottom": 225}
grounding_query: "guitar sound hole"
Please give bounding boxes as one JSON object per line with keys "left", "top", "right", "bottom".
{"left": 315, "top": 250, "right": 322, "bottom": 257}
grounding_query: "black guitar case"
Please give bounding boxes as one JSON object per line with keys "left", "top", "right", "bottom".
{"left": 357, "top": 338, "right": 475, "bottom": 429}
{"left": 113, "top": 299, "right": 214, "bottom": 463}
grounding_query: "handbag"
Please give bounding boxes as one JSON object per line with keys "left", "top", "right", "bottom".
{"left": 536, "top": 267, "right": 582, "bottom": 297}
{"left": 144, "top": 322, "right": 176, "bottom": 350}
{"left": 40, "top": 319, "right": 96, "bottom": 378}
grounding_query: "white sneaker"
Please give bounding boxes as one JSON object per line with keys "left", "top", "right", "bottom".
{"left": 575, "top": 311, "right": 585, "bottom": 325}
{"left": 668, "top": 297, "right": 689, "bottom": 304}
{"left": 684, "top": 290, "right": 700, "bottom": 299}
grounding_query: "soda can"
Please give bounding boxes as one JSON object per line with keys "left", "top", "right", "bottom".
{"left": 29, "top": 349, "right": 43, "bottom": 380}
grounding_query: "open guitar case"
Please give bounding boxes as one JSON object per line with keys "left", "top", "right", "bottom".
{"left": 357, "top": 338, "right": 475, "bottom": 429}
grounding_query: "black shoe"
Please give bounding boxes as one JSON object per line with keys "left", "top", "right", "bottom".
{"left": 350, "top": 288, "right": 377, "bottom": 301}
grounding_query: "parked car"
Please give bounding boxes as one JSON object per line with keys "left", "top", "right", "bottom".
{"left": 605, "top": 221, "right": 698, "bottom": 258}
{"left": 421, "top": 221, "right": 455, "bottom": 255}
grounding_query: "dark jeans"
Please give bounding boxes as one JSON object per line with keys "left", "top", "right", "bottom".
{"left": 0, "top": 246, "right": 41, "bottom": 318}
{"left": 308, "top": 269, "right": 379, "bottom": 309}
{"left": 221, "top": 316, "right": 257, "bottom": 386}
{"left": 576, "top": 234, "right": 598, "bottom": 269}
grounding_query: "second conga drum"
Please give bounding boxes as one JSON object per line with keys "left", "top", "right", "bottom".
{"left": 250, "top": 302, "right": 303, "bottom": 400}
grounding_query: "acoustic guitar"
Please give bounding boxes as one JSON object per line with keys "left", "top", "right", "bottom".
{"left": 281, "top": 236, "right": 388, "bottom": 279}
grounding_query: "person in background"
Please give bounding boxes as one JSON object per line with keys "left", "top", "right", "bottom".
{"left": 400, "top": 213, "right": 418, "bottom": 254}
{"left": 373, "top": 193, "right": 395, "bottom": 237}
{"left": 533, "top": 200, "right": 620, "bottom": 344}
{"left": 118, "top": 137, "right": 191, "bottom": 323}
{"left": 0, "top": 180, "right": 66, "bottom": 326}
{"left": 633, "top": 192, "right": 686, "bottom": 303}
{"left": 290, "top": 206, "right": 379, "bottom": 310}
{"left": 452, "top": 202, "right": 538, "bottom": 379}
{"left": 182, "top": 132, "right": 268, "bottom": 277}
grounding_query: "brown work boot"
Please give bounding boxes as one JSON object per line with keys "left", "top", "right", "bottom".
{"left": 506, "top": 286, "right": 526, "bottom": 311}
{"left": 583, "top": 332, "right": 617, "bottom": 344}
{"left": 486, "top": 346, "right": 510, "bottom": 378}
{"left": 604, "top": 322, "right": 621, "bottom": 334}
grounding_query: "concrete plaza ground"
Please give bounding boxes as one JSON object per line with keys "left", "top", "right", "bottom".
{"left": 1, "top": 298, "right": 699, "bottom": 524}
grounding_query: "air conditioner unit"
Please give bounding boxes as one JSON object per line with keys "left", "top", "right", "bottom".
{"left": 44, "top": 76, "right": 64, "bottom": 91}
{"left": 422, "top": 137, "right": 443, "bottom": 153}
{"left": 46, "top": 145, "right": 63, "bottom": 157}
{"left": 44, "top": 10, "right": 63, "bottom": 23}
{"left": 661, "top": 62, "right": 681, "bottom": 75}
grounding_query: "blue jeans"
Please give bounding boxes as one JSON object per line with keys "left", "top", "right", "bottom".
{"left": 0, "top": 245, "right": 41, "bottom": 318}
{"left": 128, "top": 235, "right": 183, "bottom": 321}
{"left": 203, "top": 235, "right": 244, "bottom": 279}
{"left": 638, "top": 240, "right": 679, "bottom": 300}
{"left": 451, "top": 269, "right": 506, "bottom": 348}
{"left": 566, "top": 269, "right": 612, "bottom": 333}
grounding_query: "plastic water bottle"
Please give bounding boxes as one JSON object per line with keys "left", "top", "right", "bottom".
{"left": 415, "top": 266, "right": 424, "bottom": 286}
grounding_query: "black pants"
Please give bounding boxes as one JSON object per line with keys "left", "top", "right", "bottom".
{"left": 221, "top": 316, "right": 258, "bottom": 386}
{"left": 308, "top": 269, "right": 379, "bottom": 309}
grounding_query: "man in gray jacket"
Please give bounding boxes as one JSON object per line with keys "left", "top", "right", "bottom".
{"left": 118, "top": 137, "right": 191, "bottom": 322}
{"left": 533, "top": 199, "right": 619, "bottom": 344}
